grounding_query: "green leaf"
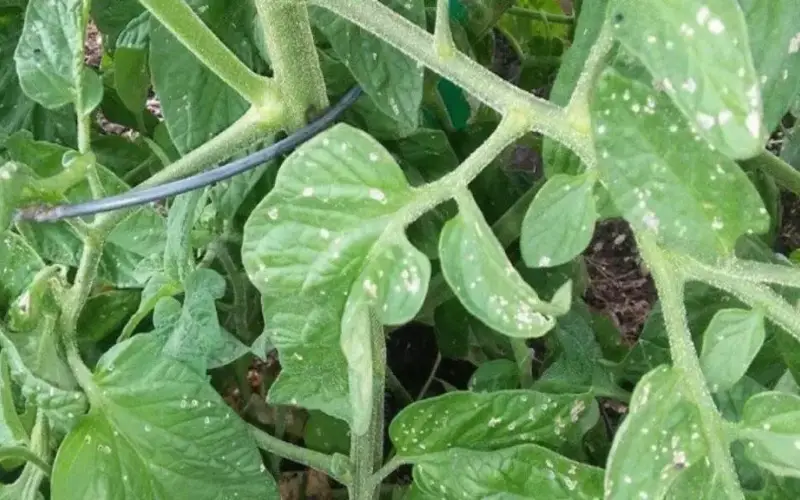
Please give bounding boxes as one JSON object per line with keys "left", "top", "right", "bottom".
{"left": 412, "top": 443, "right": 604, "bottom": 498}
{"left": 242, "top": 124, "right": 430, "bottom": 425}
{"left": 609, "top": 0, "right": 767, "bottom": 158}
{"left": 0, "top": 324, "right": 88, "bottom": 436}
{"left": 113, "top": 47, "right": 150, "bottom": 116}
{"left": 520, "top": 172, "right": 598, "bottom": 268}
{"left": 439, "top": 193, "right": 568, "bottom": 339}
{"left": 163, "top": 191, "right": 203, "bottom": 282}
{"left": 738, "top": 391, "right": 800, "bottom": 478}
{"left": 0, "top": 231, "right": 43, "bottom": 311}
{"left": 148, "top": 0, "right": 258, "bottom": 154}
{"left": 467, "top": 359, "right": 519, "bottom": 392}
{"left": 310, "top": 0, "right": 426, "bottom": 130}
{"left": 260, "top": 294, "right": 351, "bottom": 423}
{"left": 116, "top": 10, "right": 150, "bottom": 49}
{"left": 534, "top": 308, "right": 628, "bottom": 400}
{"left": 51, "top": 335, "right": 278, "bottom": 499}
{"left": 0, "top": 356, "right": 30, "bottom": 471}
{"left": 77, "top": 290, "right": 141, "bottom": 342}
{"left": 700, "top": 308, "right": 766, "bottom": 392}
{"left": 590, "top": 68, "right": 769, "bottom": 260}
{"left": 738, "top": 0, "right": 800, "bottom": 133}
{"left": 91, "top": 0, "right": 144, "bottom": 45}
{"left": 120, "top": 272, "right": 182, "bottom": 340}
{"left": 303, "top": 410, "right": 350, "bottom": 457}
{"left": 542, "top": 0, "right": 609, "bottom": 177}
{"left": 14, "top": 0, "right": 102, "bottom": 114}
{"left": 389, "top": 390, "right": 596, "bottom": 456}
{"left": 0, "top": 162, "right": 25, "bottom": 232}
{"left": 605, "top": 365, "right": 721, "bottom": 498}
{"left": 152, "top": 269, "right": 249, "bottom": 373}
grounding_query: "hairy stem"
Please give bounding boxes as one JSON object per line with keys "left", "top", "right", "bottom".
{"left": 254, "top": 0, "right": 329, "bottom": 129}
{"left": 565, "top": 21, "right": 613, "bottom": 138}
{"left": 742, "top": 150, "right": 800, "bottom": 195}
{"left": 506, "top": 6, "right": 574, "bottom": 24}
{"left": 511, "top": 339, "right": 534, "bottom": 389}
{"left": 139, "top": 0, "right": 281, "bottom": 106}
{"left": 638, "top": 236, "right": 744, "bottom": 499}
{"left": 248, "top": 424, "right": 347, "bottom": 483}
{"left": 434, "top": 0, "right": 456, "bottom": 58}
{"left": 349, "top": 312, "right": 386, "bottom": 500}
{"left": 17, "top": 412, "right": 50, "bottom": 498}
{"left": 93, "top": 107, "right": 283, "bottom": 233}
{"left": 680, "top": 257, "right": 800, "bottom": 343}
{"left": 309, "top": 0, "right": 593, "bottom": 163}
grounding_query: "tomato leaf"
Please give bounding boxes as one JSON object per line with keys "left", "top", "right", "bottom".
{"left": 520, "top": 172, "right": 598, "bottom": 269}
{"left": 590, "top": 68, "right": 769, "bottom": 261}
{"left": 412, "top": 444, "right": 604, "bottom": 499}
{"left": 51, "top": 335, "right": 278, "bottom": 499}
{"left": 148, "top": 0, "right": 258, "bottom": 154}
{"left": 467, "top": 359, "right": 519, "bottom": 392}
{"left": 439, "top": 193, "right": 570, "bottom": 339}
{"left": 738, "top": 391, "right": 800, "bottom": 478}
{"left": 14, "top": 0, "right": 102, "bottom": 115}
{"left": 609, "top": 0, "right": 766, "bottom": 158}
{"left": 242, "top": 124, "right": 430, "bottom": 426}
{"left": 738, "top": 0, "right": 800, "bottom": 133}
{"left": 700, "top": 308, "right": 766, "bottom": 392}
{"left": 389, "top": 390, "right": 597, "bottom": 456}
{"left": 151, "top": 269, "right": 249, "bottom": 373}
{"left": 542, "top": 0, "right": 610, "bottom": 178}
{"left": 605, "top": 365, "right": 723, "bottom": 498}
{"left": 310, "top": 0, "right": 425, "bottom": 131}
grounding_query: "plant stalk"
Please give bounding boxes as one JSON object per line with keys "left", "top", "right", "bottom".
{"left": 742, "top": 150, "right": 800, "bottom": 195}
{"left": 254, "top": 0, "right": 329, "bottom": 129}
{"left": 348, "top": 312, "right": 386, "bottom": 500}
{"left": 638, "top": 236, "right": 744, "bottom": 499}
{"left": 248, "top": 423, "right": 348, "bottom": 483}
{"left": 434, "top": 0, "right": 456, "bottom": 58}
{"left": 506, "top": 6, "right": 574, "bottom": 24}
{"left": 309, "top": 0, "right": 593, "bottom": 164}
{"left": 138, "top": 0, "right": 281, "bottom": 106}
{"left": 93, "top": 107, "right": 284, "bottom": 233}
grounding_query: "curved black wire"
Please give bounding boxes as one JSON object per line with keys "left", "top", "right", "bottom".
{"left": 16, "top": 85, "right": 363, "bottom": 223}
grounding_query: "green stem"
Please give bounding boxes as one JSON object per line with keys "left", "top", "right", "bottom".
{"left": 416, "top": 353, "right": 441, "bottom": 400}
{"left": 215, "top": 242, "right": 250, "bottom": 339}
{"left": 638, "top": 236, "right": 744, "bottom": 499}
{"left": 17, "top": 412, "right": 50, "bottom": 498}
{"left": 248, "top": 424, "right": 347, "bottom": 483}
{"left": 93, "top": 107, "right": 283, "bottom": 233}
{"left": 310, "top": 0, "right": 593, "bottom": 164}
{"left": 742, "top": 151, "right": 800, "bottom": 195}
{"left": 138, "top": 0, "right": 281, "bottom": 107}
{"left": 511, "top": 339, "right": 534, "bottom": 389}
{"left": 723, "top": 259, "right": 800, "bottom": 290}
{"left": 348, "top": 312, "right": 386, "bottom": 500}
{"left": 506, "top": 6, "right": 574, "bottom": 24}
{"left": 680, "top": 257, "right": 800, "bottom": 343}
{"left": 386, "top": 368, "right": 414, "bottom": 407}
{"left": 434, "top": 0, "right": 456, "bottom": 58}
{"left": 368, "top": 456, "right": 408, "bottom": 492}
{"left": 254, "top": 0, "right": 329, "bottom": 129}
{"left": 565, "top": 21, "right": 614, "bottom": 139}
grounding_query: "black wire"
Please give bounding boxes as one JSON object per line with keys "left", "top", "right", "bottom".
{"left": 16, "top": 85, "right": 363, "bottom": 223}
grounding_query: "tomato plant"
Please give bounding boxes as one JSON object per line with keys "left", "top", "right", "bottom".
{"left": 0, "top": 0, "right": 799, "bottom": 498}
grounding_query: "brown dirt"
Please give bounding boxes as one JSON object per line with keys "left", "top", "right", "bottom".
{"left": 583, "top": 220, "right": 656, "bottom": 341}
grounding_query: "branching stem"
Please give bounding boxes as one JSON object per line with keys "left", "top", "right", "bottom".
{"left": 638, "top": 236, "right": 744, "bottom": 500}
